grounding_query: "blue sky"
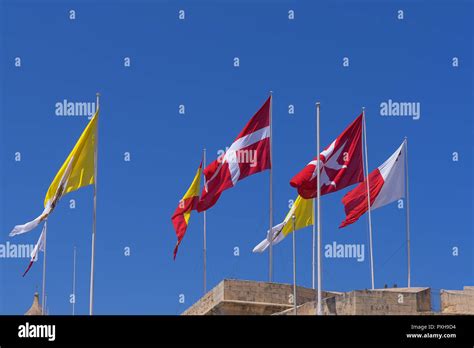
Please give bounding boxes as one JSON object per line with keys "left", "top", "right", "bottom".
{"left": 0, "top": 0, "right": 472, "bottom": 315}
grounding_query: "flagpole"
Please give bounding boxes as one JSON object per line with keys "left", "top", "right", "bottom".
{"left": 89, "top": 92, "right": 99, "bottom": 315}
{"left": 362, "top": 107, "right": 375, "bottom": 290}
{"left": 269, "top": 91, "right": 274, "bottom": 282}
{"left": 292, "top": 214, "right": 297, "bottom": 315}
{"left": 72, "top": 246, "right": 76, "bottom": 315}
{"left": 203, "top": 148, "right": 207, "bottom": 294}
{"left": 316, "top": 102, "right": 322, "bottom": 315}
{"left": 404, "top": 137, "right": 411, "bottom": 288}
{"left": 312, "top": 201, "right": 315, "bottom": 289}
{"left": 41, "top": 220, "right": 48, "bottom": 315}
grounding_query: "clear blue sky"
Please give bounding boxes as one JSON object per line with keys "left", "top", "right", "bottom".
{"left": 0, "top": 0, "right": 472, "bottom": 315}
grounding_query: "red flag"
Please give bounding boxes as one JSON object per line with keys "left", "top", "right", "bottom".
{"left": 290, "top": 114, "right": 364, "bottom": 199}
{"left": 340, "top": 141, "right": 406, "bottom": 228}
{"left": 197, "top": 96, "right": 271, "bottom": 212}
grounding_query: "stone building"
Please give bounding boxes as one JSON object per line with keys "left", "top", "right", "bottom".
{"left": 183, "top": 279, "right": 474, "bottom": 315}
{"left": 182, "top": 279, "right": 338, "bottom": 315}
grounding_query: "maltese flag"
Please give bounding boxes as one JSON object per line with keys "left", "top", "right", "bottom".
{"left": 290, "top": 114, "right": 364, "bottom": 199}
{"left": 197, "top": 96, "right": 271, "bottom": 212}
{"left": 340, "top": 140, "right": 406, "bottom": 228}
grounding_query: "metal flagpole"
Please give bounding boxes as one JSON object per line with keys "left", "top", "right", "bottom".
{"left": 203, "top": 148, "right": 207, "bottom": 294}
{"left": 89, "top": 92, "right": 99, "bottom": 315}
{"left": 292, "top": 214, "right": 297, "bottom": 315}
{"left": 269, "top": 91, "right": 274, "bottom": 282}
{"left": 312, "top": 198, "right": 316, "bottom": 289}
{"left": 316, "top": 102, "right": 322, "bottom": 315}
{"left": 42, "top": 221, "right": 48, "bottom": 315}
{"left": 72, "top": 246, "right": 77, "bottom": 315}
{"left": 404, "top": 137, "right": 411, "bottom": 288}
{"left": 362, "top": 107, "right": 375, "bottom": 290}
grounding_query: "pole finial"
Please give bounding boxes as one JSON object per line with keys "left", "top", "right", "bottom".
{"left": 316, "top": 101, "right": 320, "bottom": 106}
{"left": 95, "top": 93, "right": 101, "bottom": 112}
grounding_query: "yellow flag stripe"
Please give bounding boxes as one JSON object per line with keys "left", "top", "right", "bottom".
{"left": 182, "top": 165, "right": 202, "bottom": 200}
{"left": 183, "top": 211, "right": 191, "bottom": 225}
{"left": 281, "top": 195, "right": 314, "bottom": 237}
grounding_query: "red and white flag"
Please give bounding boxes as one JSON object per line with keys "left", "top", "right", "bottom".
{"left": 340, "top": 140, "right": 406, "bottom": 228}
{"left": 197, "top": 96, "right": 271, "bottom": 211}
{"left": 290, "top": 114, "right": 364, "bottom": 199}
{"left": 22, "top": 222, "right": 46, "bottom": 277}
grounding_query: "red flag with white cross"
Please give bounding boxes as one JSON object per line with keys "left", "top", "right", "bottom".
{"left": 197, "top": 96, "right": 271, "bottom": 212}
{"left": 290, "top": 114, "right": 364, "bottom": 199}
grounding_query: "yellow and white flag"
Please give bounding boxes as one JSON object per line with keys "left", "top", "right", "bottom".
{"left": 253, "top": 195, "right": 313, "bottom": 253}
{"left": 10, "top": 110, "right": 98, "bottom": 236}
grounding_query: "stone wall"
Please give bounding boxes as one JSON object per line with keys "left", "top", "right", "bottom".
{"left": 350, "top": 288, "right": 431, "bottom": 315}
{"left": 440, "top": 286, "right": 474, "bottom": 314}
{"left": 183, "top": 279, "right": 473, "bottom": 316}
{"left": 222, "top": 279, "right": 324, "bottom": 306}
{"left": 183, "top": 279, "right": 335, "bottom": 315}
{"left": 182, "top": 281, "right": 224, "bottom": 315}
{"left": 277, "top": 288, "right": 432, "bottom": 315}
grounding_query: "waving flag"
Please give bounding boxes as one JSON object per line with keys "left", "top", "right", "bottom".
{"left": 340, "top": 140, "right": 406, "bottom": 228}
{"left": 253, "top": 195, "right": 313, "bottom": 253}
{"left": 290, "top": 114, "right": 363, "bottom": 199}
{"left": 22, "top": 223, "right": 47, "bottom": 277}
{"left": 172, "top": 162, "right": 202, "bottom": 259}
{"left": 10, "top": 110, "right": 98, "bottom": 237}
{"left": 197, "top": 96, "right": 271, "bottom": 212}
